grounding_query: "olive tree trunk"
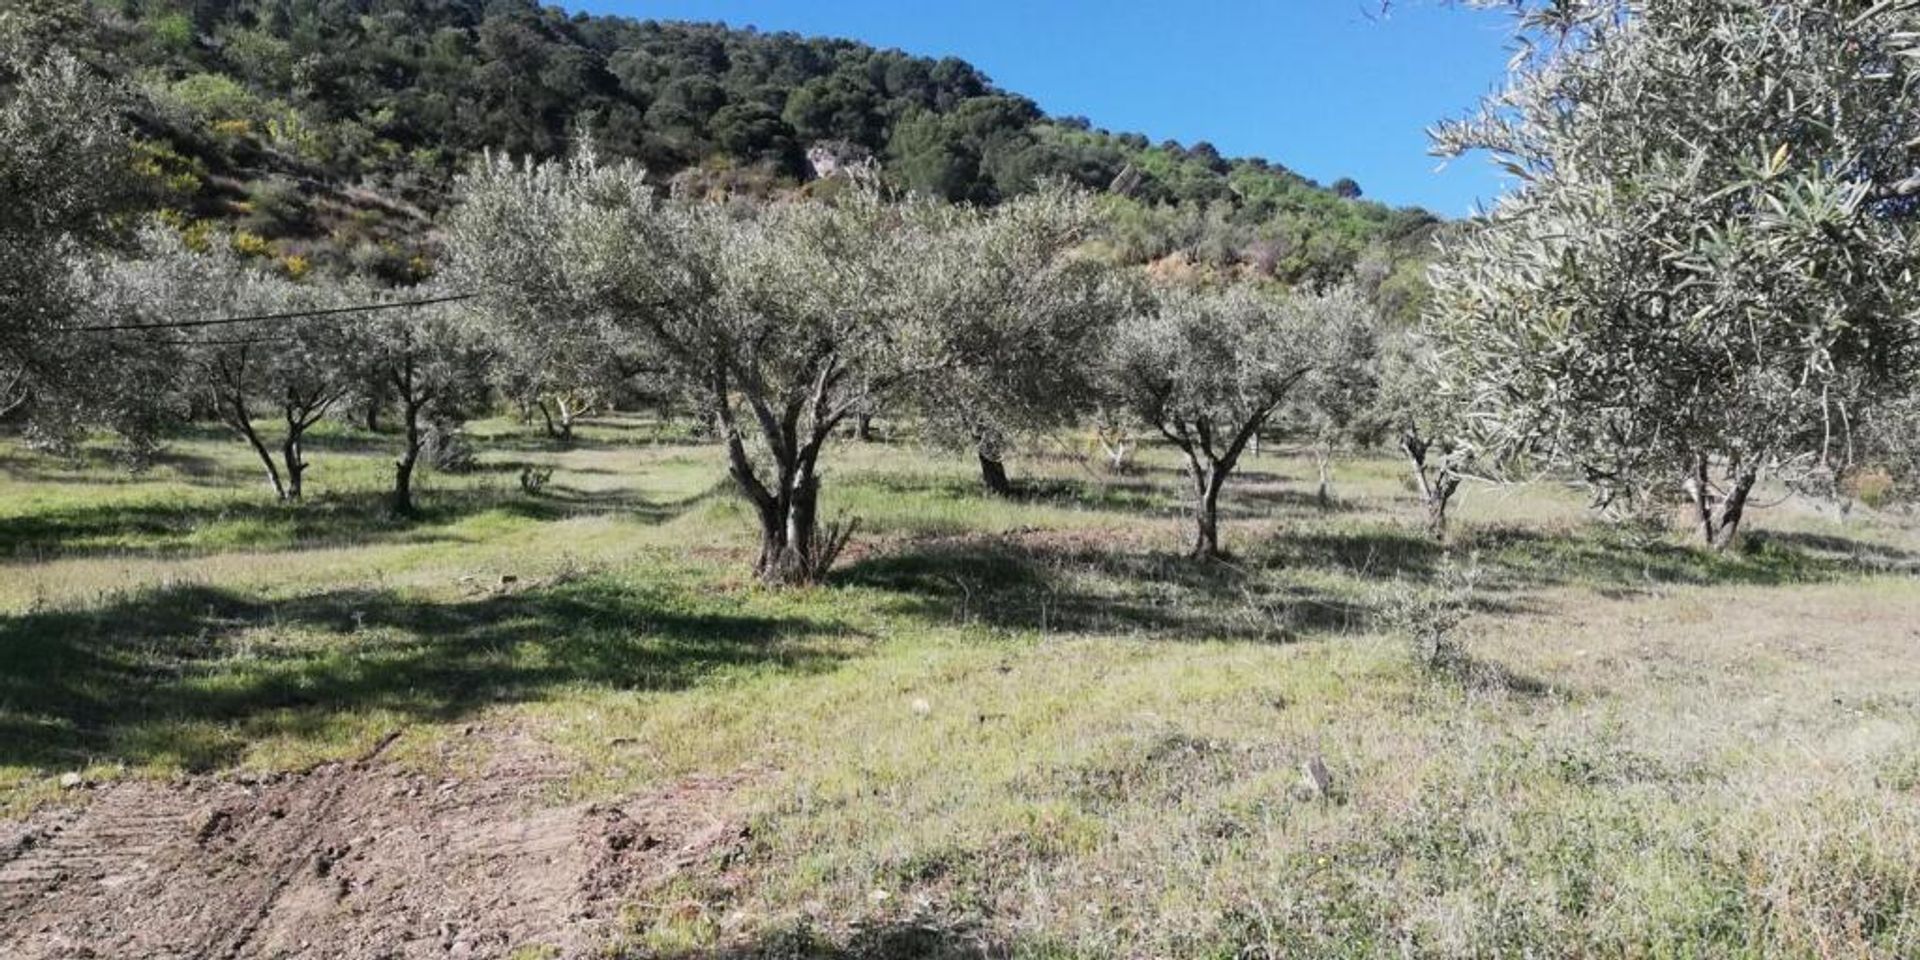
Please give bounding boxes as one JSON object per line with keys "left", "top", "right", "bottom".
{"left": 392, "top": 396, "right": 425, "bottom": 516}
{"left": 1686, "top": 456, "right": 1759, "bottom": 551}
{"left": 228, "top": 399, "right": 287, "bottom": 501}
{"left": 1312, "top": 441, "right": 1334, "bottom": 510}
{"left": 1164, "top": 405, "right": 1281, "bottom": 560}
{"left": 978, "top": 449, "right": 1012, "bottom": 497}
{"left": 537, "top": 399, "right": 570, "bottom": 441}
{"left": 281, "top": 430, "right": 308, "bottom": 501}
{"left": 1404, "top": 433, "right": 1461, "bottom": 542}
{"left": 1189, "top": 466, "right": 1228, "bottom": 559}
{"left": 712, "top": 366, "right": 857, "bottom": 586}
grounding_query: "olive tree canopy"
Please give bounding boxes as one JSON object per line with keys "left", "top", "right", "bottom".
{"left": 907, "top": 182, "right": 1121, "bottom": 496}
{"left": 0, "top": 40, "right": 149, "bottom": 445}
{"left": 1428, "top": 0, "right": 1920, "bottom": 549}
{"left": 449, "top": 151, "right": 1094, "bottom": 583}
{"left": 1107, "top": 283, "right": 1374, "bottom": 558}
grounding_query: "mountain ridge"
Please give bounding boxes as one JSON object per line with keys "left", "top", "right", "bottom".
{"left": 40, "top": 0, "right": 1436, "bottom": 292}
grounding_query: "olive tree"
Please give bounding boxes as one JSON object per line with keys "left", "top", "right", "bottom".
{"left": 1287, "top": 298, "right": 1381, "bottom": 509}
{"left": 360, "top": 295, "right": 491, "bottom": 515}
{"left": 1429, "top": 0, "right": 1920, "bottom": 549}
{"left": 449, "top": 152, "right": 1023, "bottom": 584}
{"left": 207, "top": 301, "right": 362, "bottom": 502}
{"left": 1371, "top": 331, "right": 1472, "bottom": 541}
{"left": 1107, "top": 283, "right": 1373, "bottom": 558}
{"left": 908, "top": 184, "right": 1120, "bottom": 496}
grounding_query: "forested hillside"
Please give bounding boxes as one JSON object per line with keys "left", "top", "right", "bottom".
{"left": 37, "top": 0, "right": 1435, "bottom": 297}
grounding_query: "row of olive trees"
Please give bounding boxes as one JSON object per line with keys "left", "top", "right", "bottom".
{"left": 26, "top": 0, "right": 1920, "bottom": 579}
{"left": 3, "top": 34, "right": 1398, "bottom": 569}
{"left": 0, "top": 35, "right": 478, "bottom": 514}
{"left": 443, "top": 148, "right": 1424, "bottom": 579}
{"left": 84, "top": 232, "right": 491, "bottom": 514}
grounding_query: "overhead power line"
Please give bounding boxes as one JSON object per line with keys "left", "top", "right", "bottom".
{"left": 60, "top": 293, "right": 474, "bottom": 333}
{"left": 120, "top": 334, "right": 297, "bottom": 347}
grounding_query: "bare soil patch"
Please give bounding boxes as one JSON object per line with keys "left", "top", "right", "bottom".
{"left": 0, "top": 731, "right": 750, "bottom": 959}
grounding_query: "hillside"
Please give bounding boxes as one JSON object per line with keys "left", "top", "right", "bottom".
{"left": 44, "top": 0, "right": 1435, "bottom": 290}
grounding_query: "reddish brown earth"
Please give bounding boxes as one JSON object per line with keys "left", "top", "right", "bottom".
{"left": 0, "top": 732, "right": 750, "bottom": 959}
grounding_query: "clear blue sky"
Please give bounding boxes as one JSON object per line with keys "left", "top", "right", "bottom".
{"left": 563, "top": 1, "right": 1517, "bottom": 214}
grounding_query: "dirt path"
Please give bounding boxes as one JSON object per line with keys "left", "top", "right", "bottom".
{"left": 0, "top": 733, "right": 750, "bottom": 959}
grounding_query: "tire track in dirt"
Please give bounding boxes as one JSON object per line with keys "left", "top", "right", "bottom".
{"left": 202, "top": 732, "right": 404, "bottom": 959}
{"left": 0, "top": 731, "right": 755, "bottom": 959}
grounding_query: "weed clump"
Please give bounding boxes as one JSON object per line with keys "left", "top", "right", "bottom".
{"left": 1381, "top": 555, "right": 1480, "bottom": 676}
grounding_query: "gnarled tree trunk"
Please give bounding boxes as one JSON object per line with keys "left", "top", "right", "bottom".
{"left": 553, "top": 394, "right": 587, "bottom": 440}
{"left": 537, "top": 399, "right": 568, "bottom": 441}
{"left": 1167, "top": 405, "right": 1282, "bottom": 560}
{"left": 712, "top": 365, "right": 858, "bottom": 587}
{"left": 281, "top": 431, "right": 307, "bottom": 501}
{"left": 1685, "top": 456, "right": 1759, "bottom": 552}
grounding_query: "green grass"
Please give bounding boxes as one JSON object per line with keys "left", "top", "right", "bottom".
{"left": 2, "top": 416, "right": 1917, "bottom": 957}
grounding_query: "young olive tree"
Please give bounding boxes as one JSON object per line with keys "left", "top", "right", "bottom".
{"left": 1370, "top": 331, "right": 1471, "bottom": 541}
{"left": 211, "top": 298, "right": 363, "bottom": 503}
{"left": 1288, "top": 300, "right": 1381, "bottom": 509}
{"left": 909, "top": 184, "right": 1120, "bottom": 496}
{"left": 1107, "top": 284, "right": 1373, "bottom": 558}
{"left": 448, "top": 152, "right": 1014, "bottom": 584}
{"left": 360, "top": 296, "right": 491, "bottom": 515}
{"left": 1429, "top": 0, "right": 1920, "bottom": 549}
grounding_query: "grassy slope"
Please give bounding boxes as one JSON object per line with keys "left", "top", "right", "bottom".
{"left": 1, "top": 416, "right": 1916, "bottom": 957}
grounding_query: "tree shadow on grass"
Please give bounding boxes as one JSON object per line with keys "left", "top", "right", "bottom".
{"left": 0, "top": 575, "right": 849, "bottom": 774}
{"left": 835, "top": 514, "right": 1915, "bottom": 651}
{"left": 0, "top": 448, "right": 244, "bottom": 488}
{"left": 852, "top": 468, "right": 1350, "bottom": 526}
{"left": 1223, "top": 486, "right": 1365, "bottom": 518}
{"left": 473, "top": 420, "right": 716, "bottom": 456}
{"left": 1469, "top": 523, "right": 1919, "bottom": 591}
{"left": 645, "top": 916, "right": 1009, "bottom": 959}
{"left": 854, "top": 471, "right": 1183, "bottom": 519}
{"left": 0, "top": 477, "right": 733, "bottom": 562}
{"left": 481, "top": 457, "right": 629, "bottom": 478}
{"left": 836, "top": 536, "right": 1368, "bottom": 641}
{"left": 0, "top": 488, "right": 528, "bottom": 561}
{"left": 1260, "top": 521, "right": 1918, "bottom": 593}
{"left": 527, "top": 475, "right": 737, "bottom": 524}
